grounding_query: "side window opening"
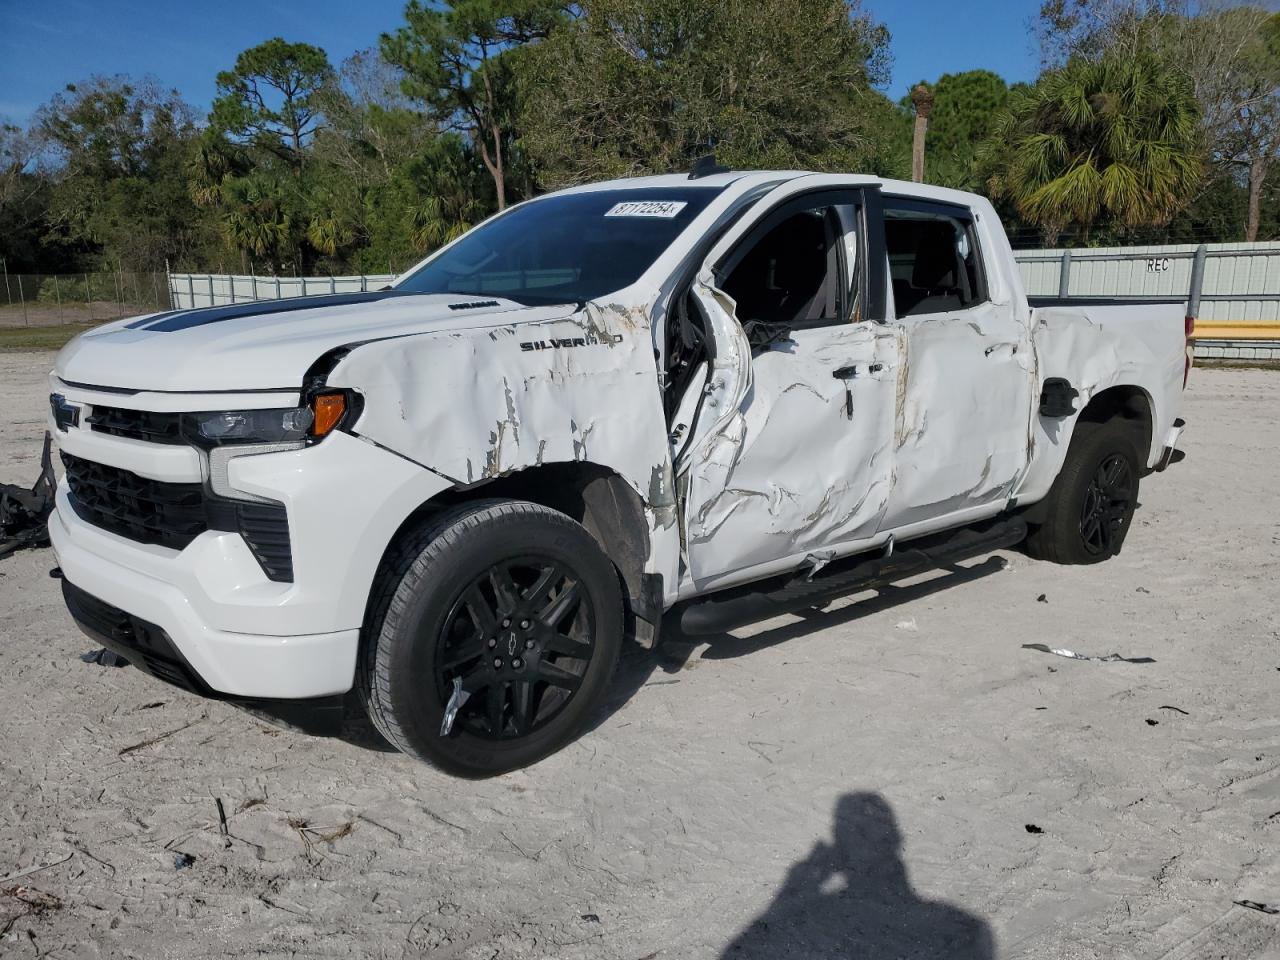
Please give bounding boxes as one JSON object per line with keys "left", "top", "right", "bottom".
{"left": 719, "top": 206, "right": 844, "bottom": 330}
{"left": 885, "top": 206, "right": 987, "bottom": 318}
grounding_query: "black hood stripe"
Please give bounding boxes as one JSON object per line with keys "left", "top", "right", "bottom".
{"left": 127, "top": 290, "right": 414, "bottom": 332}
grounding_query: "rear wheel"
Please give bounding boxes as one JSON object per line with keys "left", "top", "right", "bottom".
{"left": 358, "top": 500, "right": 623, "bottom": 776}
{"left": 1024, "top": 420, "right": 1141, "bottom": 565}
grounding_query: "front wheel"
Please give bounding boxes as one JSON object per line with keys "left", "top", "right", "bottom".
{"left": 1024, "top": 420, "right": 1141, "bottom": 565}
{"left": 358, "top": 500, "right": 623, "bottom": 776}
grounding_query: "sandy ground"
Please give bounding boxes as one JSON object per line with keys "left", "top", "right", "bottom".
{"left": 0, "top": 352, "right": 1277, "bottom": 960}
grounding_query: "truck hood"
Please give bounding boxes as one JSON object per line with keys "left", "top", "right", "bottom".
{"left": 54, "top": 291, "right": 575, "bottom": 393}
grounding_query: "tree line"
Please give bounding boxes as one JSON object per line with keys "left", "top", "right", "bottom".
{"left": 1, "top": 0, "right": 1277, "bottom": 280}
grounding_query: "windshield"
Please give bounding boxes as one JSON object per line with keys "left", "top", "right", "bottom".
{"left": 395, "top": 187, "right": 723, "bottom": 306}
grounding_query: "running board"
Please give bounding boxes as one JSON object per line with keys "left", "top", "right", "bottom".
{"left": 675, "top": 516, "right": 1028, "bottom": 636}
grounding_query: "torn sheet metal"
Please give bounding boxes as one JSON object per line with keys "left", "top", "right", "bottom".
{"left": 327, "top": 295, "right": 681, "bottom": 589}
{"left": 677, "top": 277, "right": 895, "bottom": 584}
{"left": 1022, "top": 643, "right": 1156, "bottom": 664}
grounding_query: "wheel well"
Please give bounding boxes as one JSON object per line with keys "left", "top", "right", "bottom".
{"left": 372, "top": 463, "right": 652, "bottom": 616}
{"left": 1078, "top": 385, "right": 1152, "bottom": 460}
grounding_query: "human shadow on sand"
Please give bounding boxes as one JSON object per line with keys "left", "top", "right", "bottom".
{"left": 721, "top": 792, "right": 994, "bottom": 959}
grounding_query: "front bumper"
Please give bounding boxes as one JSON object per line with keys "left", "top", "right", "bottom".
{"left": 49, "top": 426, "right": 452, "bottom": 699}
{"left": 53, "top": 511, "right": 360, "bottom": 698}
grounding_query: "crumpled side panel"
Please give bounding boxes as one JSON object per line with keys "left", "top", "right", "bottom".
{"left": 881, "top": 309, "right": 1034, "bottom": 529}
{"left": 1016, "top": 305, "right": 1182, "bottom": 504}
{"left": 678, "top": 279, "right": 895, "bottom": 583}
{"left": 326, "top": 300, "right": 675, "bottom": 558}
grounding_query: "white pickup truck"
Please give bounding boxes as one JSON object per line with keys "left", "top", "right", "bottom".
{"left": 46, "top": 170, "right": 1190, "bottom": 775}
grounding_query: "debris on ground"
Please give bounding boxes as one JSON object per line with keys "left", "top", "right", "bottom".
{"left": 288, "top": 817, "right": 355, "bottom": 861}
{"left": 1036, "top": 594, "right": 1048, "bottom": 603}
{"left": 1, "top": 884, "right": 63, "bottom": 936}
{"left": 0, "top": 854, "right": 73, "bottom": 886}
{"left": 581, "top": 913, "right": 601, "bottom": 923}
{"left": 1158, "top": 705, "right": 1190, "bottom": 715}
{"left": 80, "top": 648, "right": 129, "bottom": 667}
{"left": 1146, "top": 719, "right": 1159, "bottom": 726}
{"left": 215, "top": 798, "right": 231, "bottom": 849}
{"left": 172, "top": 853, "right": 195, "bottom": 870}
{"left": 895, "top": 618, "right": 918, "bottom": 632}
{"left": 0, "top": 433, "right": 56, "bottom": 562}
{"left": 1025, "top": 824, "right": 1044, "bottom": 834}
{"left": 1021, "top": 643, "right": 1156, "bottom": 664}
{"left": 1233, "top": 899, "right": 1278, "bottom": 915}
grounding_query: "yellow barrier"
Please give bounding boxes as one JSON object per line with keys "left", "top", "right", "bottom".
{"left": 1193, "top": 321, "right": 1280, "bottom": 341}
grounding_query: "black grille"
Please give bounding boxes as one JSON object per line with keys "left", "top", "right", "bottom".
{"left": 62, "top": 580, "right": 206, "bottom": 694}
{"left": 61, "top": 452, "right": 207, "bottom": 549}
{"left": 86, "top": 405, "right": 184, "bottom": 444}
{"left": 62, "top": 452, "right": 294, "bottom": 581}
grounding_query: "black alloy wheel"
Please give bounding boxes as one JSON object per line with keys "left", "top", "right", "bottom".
{"left": 1078, "top": 453, "right": 1135, "bottom": 557}
{"left": 436, "top": 558, "right": 595, "bottom": 740}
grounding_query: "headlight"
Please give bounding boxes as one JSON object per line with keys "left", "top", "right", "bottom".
{"left": 183, "top": 391, "right": 352, "bottom": 446}
{"left": 186, "top": 407, "right": 314, "bottom": 444}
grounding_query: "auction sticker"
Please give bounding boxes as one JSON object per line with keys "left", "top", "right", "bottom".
{"left": 604, "top": 201, "right": 688, "bottom": 219}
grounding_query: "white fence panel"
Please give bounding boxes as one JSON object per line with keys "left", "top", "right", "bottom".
{"left": 168, "top": 274, "right": 397, "bottom": 310}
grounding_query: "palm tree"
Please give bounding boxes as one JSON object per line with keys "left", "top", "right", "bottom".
{"left": 220, "top": 176, "right": 292, "bottom": 270}
{"left": 983, "top": 55, "right": 1202, "bottom": 241}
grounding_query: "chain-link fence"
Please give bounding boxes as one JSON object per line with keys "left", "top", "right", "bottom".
{"left": 0, "top": 269, "right": 172, "bottom": 328}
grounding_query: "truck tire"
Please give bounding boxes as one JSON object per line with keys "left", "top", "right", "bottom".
{"left": 1023, "top": 419, "right": 1141, "bottom": 565}
{"left": 357, "top": 499, "right": 623, "bottom": 777}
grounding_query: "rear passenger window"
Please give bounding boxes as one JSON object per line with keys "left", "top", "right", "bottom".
{"left": 884, "top": 204, "right": 987, "bottom": 318}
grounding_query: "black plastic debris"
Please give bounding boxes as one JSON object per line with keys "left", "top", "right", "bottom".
{"left": 1233, "top": 900, "right": 1278, "bottom": 915}
{"left": 1145, "top": 719, "right": 1159, "bottom": 726}
{"left": 1158, "top": 705, "right": 1190, "bottom": 716}
{"left": 1036, "top": 594, "right": 1048, "bottom": 603}
{"left": 1024, "top": 824, "right": 1044, "bottom": 834}
{"left": 173, "top": 852, "right": 196, "bottom": 870}
{"left": 580, "top": 913, "right": 601, "bottom": 923}
{"left": 0, "top": 433, "right": 56, "bottom": 561}
{"left": 1022, "top": 643, "right": 1156, "bottom": 664}
{"left": 80, "top": 648, "right": 129, "bottom": 668}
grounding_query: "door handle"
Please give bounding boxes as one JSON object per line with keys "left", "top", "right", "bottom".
{"left": 831, "top": 367, "right": 856, "bottom": 420}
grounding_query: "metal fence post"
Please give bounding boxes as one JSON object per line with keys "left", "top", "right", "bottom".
{"left": 54, "top": 274, "right": 63, "bottom": 324}
{"left": 330, "top": 274, "right": 336, "bottom": 294}
{"left": 208, "top": 275, "right": 215, "bottom": 308}
{"left": 229, "top": 274, "right": 236, "bottom": 304}
{"left": 1058, "top": 249, "right": 1072, "bottom": 299}
{"left": 2, "top": 258, "right": 10, "bottom": 307}
{"left": 1188, "top": 244, "right": 1207, "bottom": 319}
{"left": 250, "top": 271, "right": 258, "bottom": 302}
{"left": 19, "top": 274, "right": 28, "bottom": 326}
{"left": 86, "top": 273, "right": 93, "bottom": 322}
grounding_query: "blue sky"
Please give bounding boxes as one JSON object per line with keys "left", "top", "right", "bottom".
{"left": 0, "top": 0, "right": 1042, "bottom": 125}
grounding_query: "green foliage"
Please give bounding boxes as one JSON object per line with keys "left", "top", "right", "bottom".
{"left": 906, "top": 71, "right": 1010, "bottom": 189}
{"left": 382, "top": 0, "right": 564, "bottom": 208}
{"left": 518, "top": 0, "right": 890, "bottom": 187}
{"left": 982, "top": 55, "right": 1202, "bottom": 239}
{"left": 210, "top": 38, "right": 333, "bottom": 164}
{"left": 34, "top": 76, "right": 215, "bottom": 271}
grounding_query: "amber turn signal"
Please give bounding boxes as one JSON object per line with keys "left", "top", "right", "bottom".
{"left": 311, "top": 392, "right": 347, "bottom": 437}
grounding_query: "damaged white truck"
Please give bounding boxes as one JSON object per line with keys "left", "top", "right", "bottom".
{"left": 46, "top": 169, "right": 1191, "bottom": 775}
